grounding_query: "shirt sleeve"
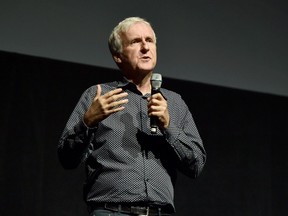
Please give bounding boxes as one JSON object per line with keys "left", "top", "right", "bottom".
{"left": 58, "top": 86, "right": 97, "bottom": 169}
{"left": 162, "top": 96, "right": 206, "bottom": 178}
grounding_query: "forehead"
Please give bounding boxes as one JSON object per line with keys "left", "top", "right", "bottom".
{"left": 123, "top": 22, "right": 155, "bottom": 39}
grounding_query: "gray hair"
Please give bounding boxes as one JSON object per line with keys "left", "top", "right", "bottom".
{"left": 108, "top": 17, "right": 157, "bottom": 55}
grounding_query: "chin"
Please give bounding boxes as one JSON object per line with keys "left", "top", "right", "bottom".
{"left": 138, "top": 68, "right": 155, "bottom": 74}
{"left": 138, "top": 64, "right": 156, "bottom": 72}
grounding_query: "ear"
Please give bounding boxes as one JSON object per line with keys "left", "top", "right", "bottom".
{"left": 113, "top": 53, "right": 122, "bottom": 64}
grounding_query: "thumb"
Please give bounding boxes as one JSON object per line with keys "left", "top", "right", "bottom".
{"left": 94, "top": 84, "right": 102, "bottom": 101}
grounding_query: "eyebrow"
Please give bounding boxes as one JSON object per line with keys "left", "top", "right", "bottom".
{"left": 129, "top": 36, "right": 155, "bottom": 43}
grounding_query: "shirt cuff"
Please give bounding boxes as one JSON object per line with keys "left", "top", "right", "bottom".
{"left": 162, "top": 122, "right": 180, "bottom": 145}
{"left": 74, "top": 118, "right": 98, "bottom": 138}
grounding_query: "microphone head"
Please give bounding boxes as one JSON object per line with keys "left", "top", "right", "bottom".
{"left": 151, "top": 73, "right": 162, "bottom": 90}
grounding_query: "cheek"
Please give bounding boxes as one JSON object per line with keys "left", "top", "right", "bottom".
{"left": 126, "top": 50, "right": 138, "bottom": 59}
{"left": 152, "top": 47, "right": 157, "bottom": 56}
{"left": 152, "top": 49, "right": 157, "bottom": 61}
{"left": 122, "top": 52, "right": 135, "bottom": 63}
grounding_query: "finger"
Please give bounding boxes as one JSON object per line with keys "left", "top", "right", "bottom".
{"left": 103, "top": 88, "right": 124, "bottom": 99}
{"left": 107, "top": 92, "right": 129, "bottom": 104}
{"left": 111, "top": 92, "right": 128, "bottom": 101}
{"left": 148, "top": 106, "right": 162, "bottom": 116}
{"left": 148, "top": 93, "right": 164, "bottom": 104}
{"left": 151, "top": 92, "right": 163, "bottom": 99}
{"left": 109, "top": 105, "right": 126, "bottom": 113}
{"left": 94, "top": 84, "right": 102, "bottom": 101}
{"left": 148, "top": 98, "right": 161, "bottom": 108}
{"left": 109, "top": 98, "right": 129, "bottom": 109}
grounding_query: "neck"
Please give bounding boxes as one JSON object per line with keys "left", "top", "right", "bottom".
{"left": 125, "top": 72, "right": 152, "bottom": 95}
{"left": 136, "top": 80, "right": 151, "bottom": 95}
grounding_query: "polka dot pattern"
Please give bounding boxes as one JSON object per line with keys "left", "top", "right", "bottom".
{"left": 58, "top": 78, "right": 206, "bottom": 212}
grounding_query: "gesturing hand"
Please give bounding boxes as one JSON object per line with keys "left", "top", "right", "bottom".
{"left": 147, "top": 93, "right": 170, "bottom": 129}
{"left": 84, "top": 85, "right": 129, "bottom": 127}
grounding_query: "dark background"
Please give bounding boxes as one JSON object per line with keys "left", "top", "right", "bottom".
{"left": 1, "top": 51, "right": 287, "bottom": 216}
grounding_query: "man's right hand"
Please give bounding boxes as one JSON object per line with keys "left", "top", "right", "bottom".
{"left": 84, "top": 85, "right": 129, "bottom": 127}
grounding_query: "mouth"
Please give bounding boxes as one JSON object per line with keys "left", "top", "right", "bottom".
{"left": 140, "top": 56, "right": 151, "bottom": 60}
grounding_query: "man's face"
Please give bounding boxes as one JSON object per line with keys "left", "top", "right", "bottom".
{"left": 116, "top": 22, "right": 157, "bottom": 75}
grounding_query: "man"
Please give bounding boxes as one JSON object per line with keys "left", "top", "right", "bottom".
{"left": 58, "top": 17, "right": 206, "bottom": 216}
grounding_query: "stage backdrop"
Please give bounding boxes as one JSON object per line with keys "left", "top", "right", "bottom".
{"left": 1, "top": 51, "right": 288, "bottom": 216}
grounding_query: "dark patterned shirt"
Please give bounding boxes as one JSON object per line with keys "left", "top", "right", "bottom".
{"left": 58, "top": 78, "right": 206, "bottom": 212}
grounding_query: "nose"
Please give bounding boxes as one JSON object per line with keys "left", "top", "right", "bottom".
{"left": 141, "top": 40, "right": 149, "bottom": 52}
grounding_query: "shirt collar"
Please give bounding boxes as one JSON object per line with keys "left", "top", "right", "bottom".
{"left": 117, "top": 77, "right": 142, "bottom": 95}
{"left": 116, "top": 76, "right": 167, "bottom": 100}
{"left": 116, "top": 77, "right": 130, "bottom": 88}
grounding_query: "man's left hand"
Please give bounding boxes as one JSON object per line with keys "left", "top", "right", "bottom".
{"left": 147, "top": 93, "right": 170, "bottom": 129}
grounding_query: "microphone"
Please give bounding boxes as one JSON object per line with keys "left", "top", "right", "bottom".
{"left": 150, "top": 73, "right": 162, "bottom": 134}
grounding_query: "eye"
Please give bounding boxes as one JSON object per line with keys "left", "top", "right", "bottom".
{"left": 146, "top": 37, "right": 154, "bottom": 43}
{"left": 130, "top": 38, "right": 141, "bottom": 44}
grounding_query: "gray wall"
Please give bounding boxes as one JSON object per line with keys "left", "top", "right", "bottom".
{"left": 1, "top": 0, "right": 287, "bottom": 96}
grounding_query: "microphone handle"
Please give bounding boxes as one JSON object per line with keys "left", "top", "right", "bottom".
{"left": 150, "top": 88, "right": 160, "bottom": 134}
{"left": 150, "top": 117, "right": 158, "bottom": 134}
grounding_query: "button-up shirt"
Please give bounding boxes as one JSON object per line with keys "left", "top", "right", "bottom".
{"left": 58, "top": 78, "right": 206, "bottom": 212}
